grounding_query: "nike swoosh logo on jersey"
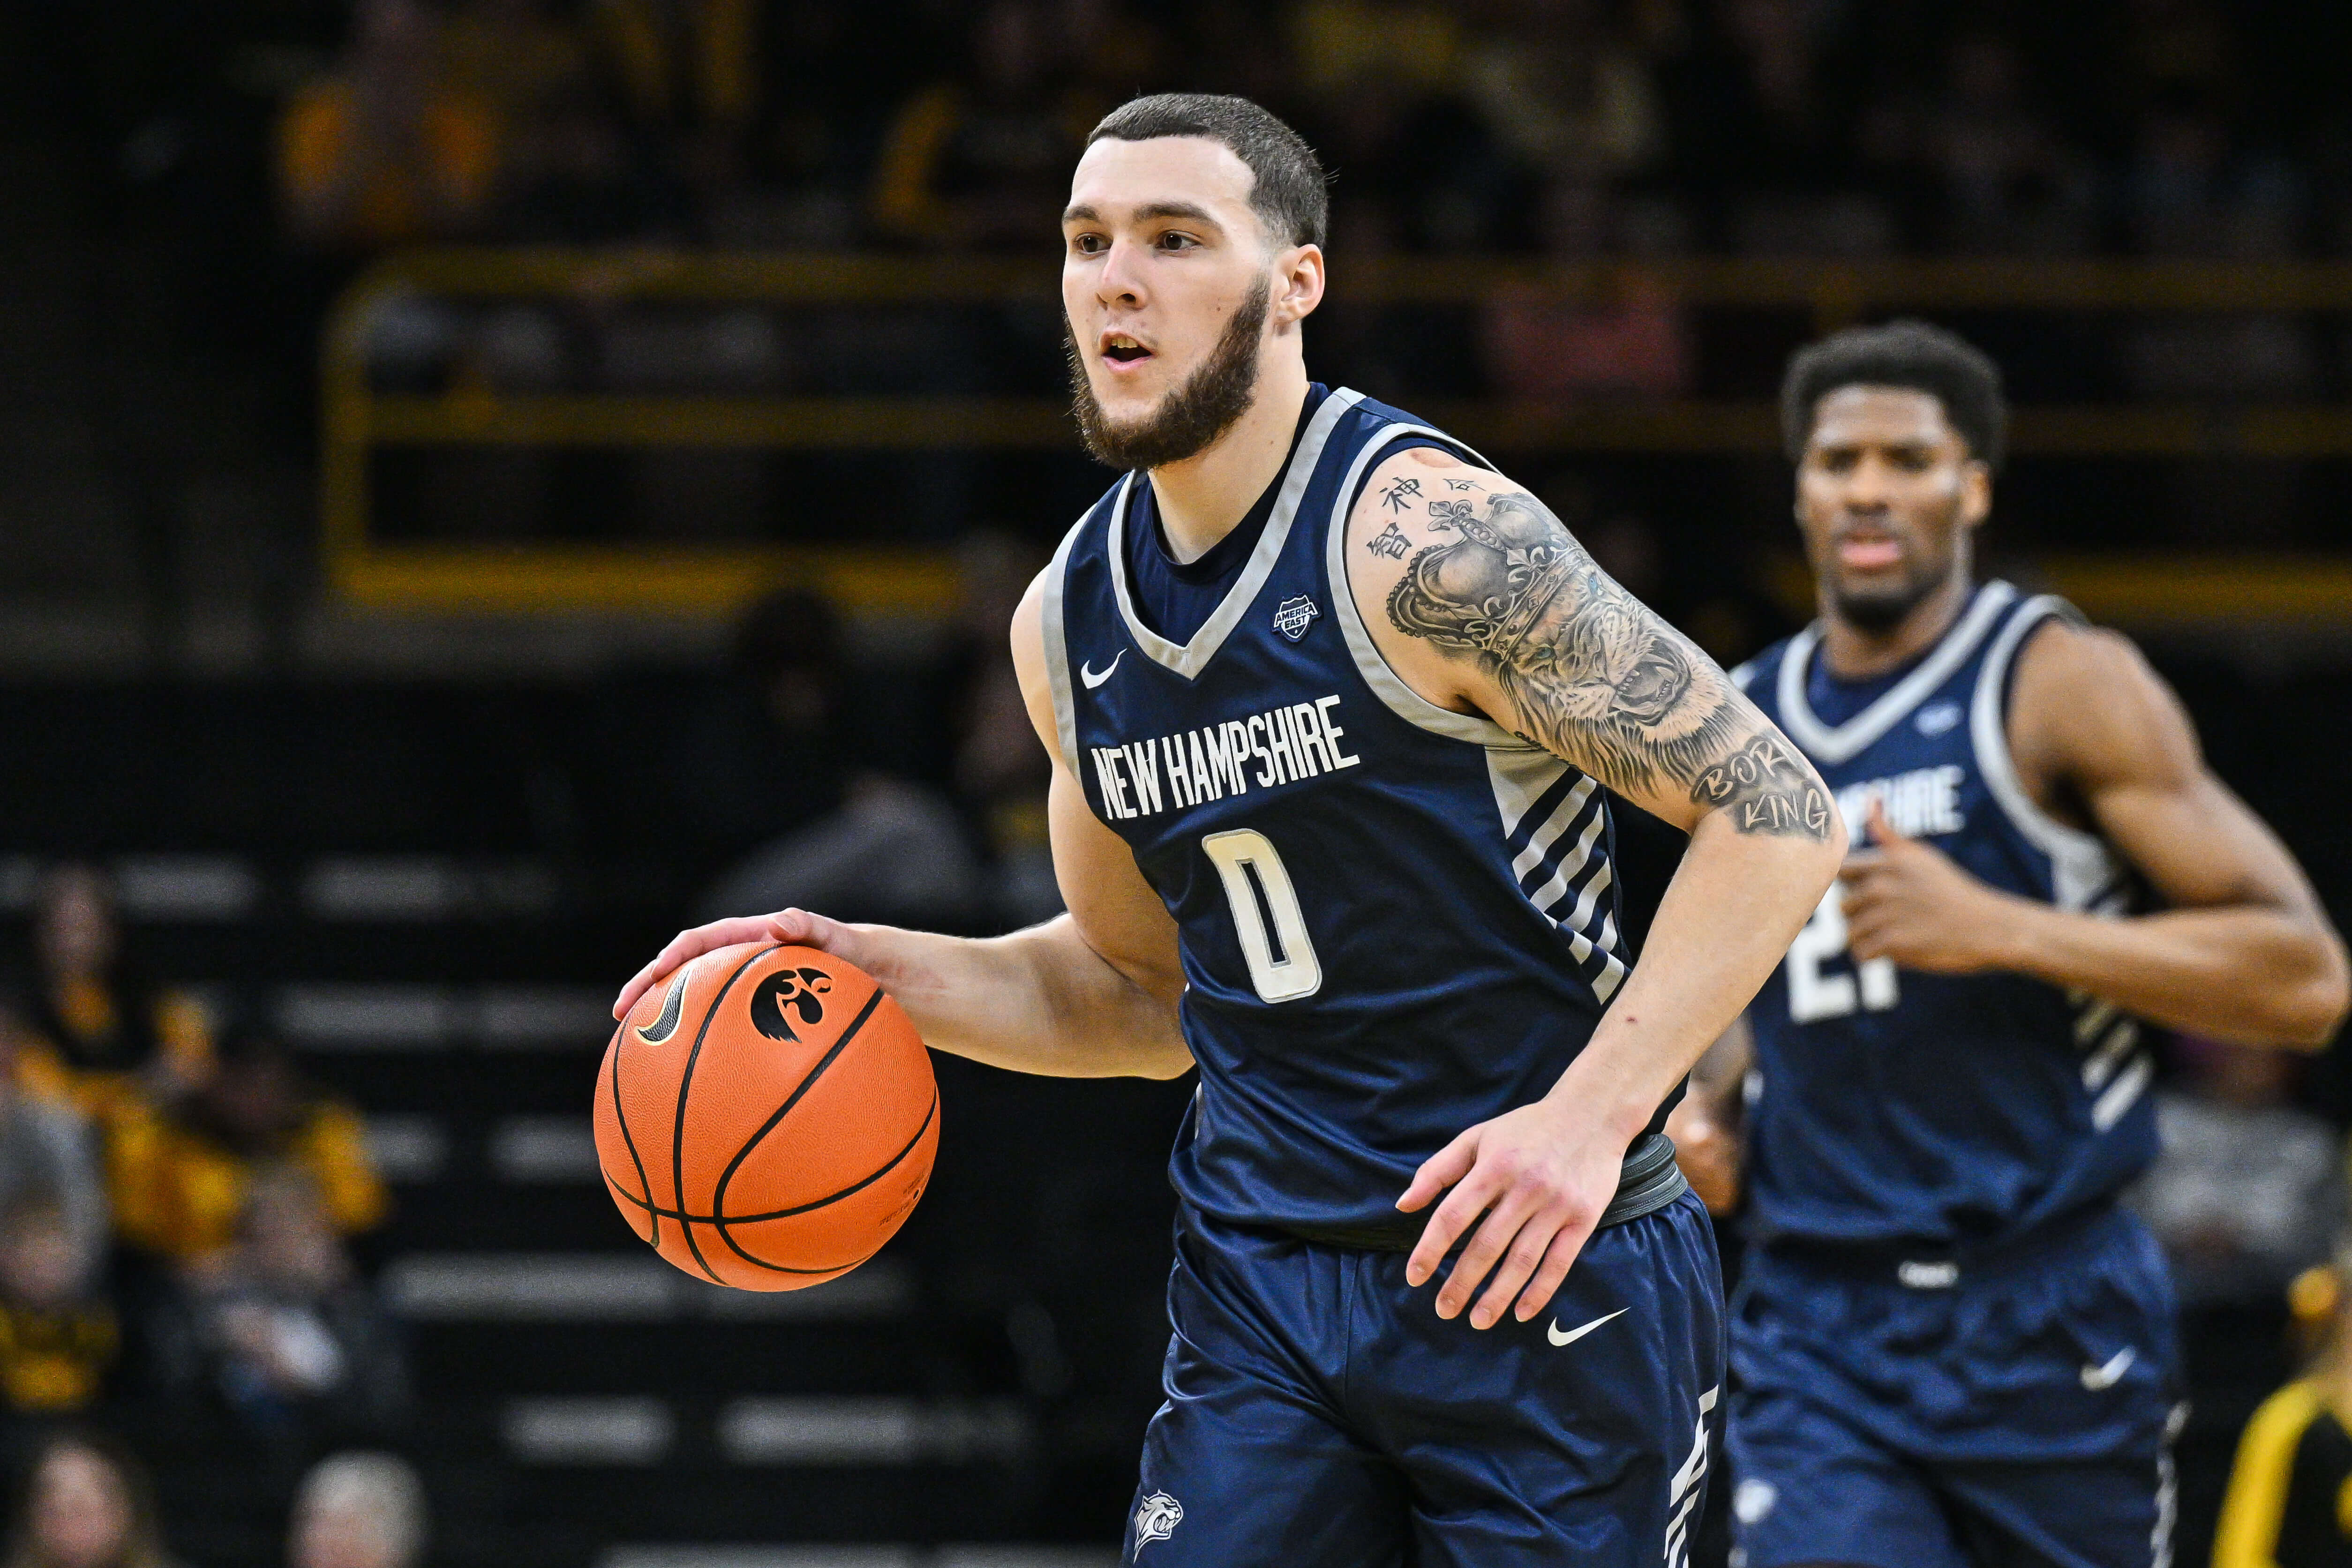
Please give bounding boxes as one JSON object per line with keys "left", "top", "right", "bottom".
{"left": 1080, "top": 650, "right": 1124, "bottom": 689}
{"left": 1546, "top": 1307, "right": 1628, "bottom": 1348}
{"left": 2080, "top": 1347, "right": 2135, "bottom": 1390}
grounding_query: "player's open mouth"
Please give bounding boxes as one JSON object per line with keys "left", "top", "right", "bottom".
{"left": 1100, "top": 332, "right": 1154, "bottom": 366}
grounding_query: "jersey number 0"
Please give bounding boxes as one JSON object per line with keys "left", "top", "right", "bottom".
{"left": 1202, "top": 830, "right": 1323, "bottom": 1003}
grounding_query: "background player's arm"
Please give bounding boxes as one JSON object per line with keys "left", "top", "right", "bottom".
{"left": 612, "top": 574, "right": 1193, "bottom": 1081}
{"left": 1662, "top": 1015, "right": 1752, "bottom": 1215}
{"left": 1841, "top": 620, "right": 2349, "bottom": 1049}
{"left": 1348, "top": 446, "right": 1844, "bottom": 1327}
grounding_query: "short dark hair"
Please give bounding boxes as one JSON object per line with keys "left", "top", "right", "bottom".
{"left": 1780, "top": 319, "right": 2008, "bottom": 471}
{"left": 1087, "top": 93, "right": 1329, "bottom": 249}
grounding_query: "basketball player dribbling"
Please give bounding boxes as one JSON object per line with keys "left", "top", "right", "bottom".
{"left": 1668, "top": 321, "right": 2351, "bottom": 1568}
{"left": 616, "top": 94, "right": 1846, "bottom": 1565}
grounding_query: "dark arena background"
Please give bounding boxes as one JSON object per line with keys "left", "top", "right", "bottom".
{"left": 0, "top": 2, "right": 2348, "bottom": 1565}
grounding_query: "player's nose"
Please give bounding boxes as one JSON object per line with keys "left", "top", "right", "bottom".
{"left": 1841, "top": 455, "right": 1900, "bottom": 506}
{"left": 1094, "top": 239, "right": 1150, "bottom": 307}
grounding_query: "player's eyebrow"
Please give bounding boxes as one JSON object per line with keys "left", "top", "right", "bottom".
{"left": 1133, "top": 202, "right": 1221, "bottom": 229}
{"left": 1060, "top": 200, "right": 1225, "bottom": 231}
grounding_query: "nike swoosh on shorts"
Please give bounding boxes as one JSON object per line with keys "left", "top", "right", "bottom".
{"left": 1547, "top": 1307, "right": 1629, "bottom": 1347}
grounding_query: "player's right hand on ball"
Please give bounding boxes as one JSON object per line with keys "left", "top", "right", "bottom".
{"left": 611, "top": 908, "right": 850, "bottom": 1020}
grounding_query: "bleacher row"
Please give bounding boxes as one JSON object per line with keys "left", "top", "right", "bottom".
{"left": 12, "top": 848, "right": 1127, "bottom": 1568}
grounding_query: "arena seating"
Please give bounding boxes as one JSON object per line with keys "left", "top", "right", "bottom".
{"left": 0, "top": 680, "right": 1180, "bottom": 1568}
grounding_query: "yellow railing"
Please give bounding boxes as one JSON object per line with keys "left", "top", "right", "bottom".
{"left": 323, "top": 249, "right": 2352, "bottom": 622}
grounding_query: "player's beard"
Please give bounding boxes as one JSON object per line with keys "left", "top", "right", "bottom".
{"left": 1066, "top": 277, "right": 1270, "bottom": 472}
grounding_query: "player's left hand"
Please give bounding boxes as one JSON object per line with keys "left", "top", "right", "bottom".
{"left": 1840, "top": 798, "right": 2021, "bottom": 973}
{"left": 1395, "top": 1099, "right": 1627, "bottom": 1329}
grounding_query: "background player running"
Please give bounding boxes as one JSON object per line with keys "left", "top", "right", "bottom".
{"left": 1669, "top": 320, "right": 2351, "bottom": 1568}
{"left": 615, "top": 94, "right": 1844, "bottom": 1565}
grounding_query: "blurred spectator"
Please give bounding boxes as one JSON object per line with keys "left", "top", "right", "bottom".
{"left": 1922, "top": 31, "right": 2097, "bottom": 255}
{"left": 288, "top": 1453, "right": 427, "bottom": 1568}
{"left": 277, "top": 0, "right": 501, "bottom": 252}
{"left": 2127, "top": 90, "right": 2305, "bottom": 260}
{"left": 0, "top": 1197, "right": 118, "bottom": 1431}
{"left": 151, "top": 1171, "right": 409, "bottom": 1450}
{"left": 0, "top": 1033, "right": 105, "bottom": 1290}
{"left": 1478, "top": 183, "right": 1693, "bottom": 400}
{"left": 4, "top": 1431, "right": 175, "bottom": 1568}
{"left": 1288, "top": 1, "right": 1508, "bottom": 252}
{"left": 2212, "top": 1233, "right": 2352, "bottom": 1564}
{"left": 691, "top": 588, "right": 982, "bottom": 927}
{"left": 949, "top": 533, "right": 1059, "bottom": 929}
{"left": 591, "top": 0, "right": 761, "bottom": 208}
{"left": 15, "top": 868, "right": 212, "bottom": 1123}
{"left": 2132, "top": 1036, "right": 2342, "bottom": 1312}
{"left": 677, "top": 588, "right": 859, "bottom": 850}
{"left": 1288, "top": 0, "right": 1459, "bottom": 101}
{"left": 108, "top": 1034, "right": 384, "bottom": 1271}
{"left": 1459, "top": 0, "right": 1667, "bottom": 184}
{"left": 445, "top": 0, "right": 649, "bottom": 242}
{"left": 869, "top": 0, "right": 1109, "bottom": 247}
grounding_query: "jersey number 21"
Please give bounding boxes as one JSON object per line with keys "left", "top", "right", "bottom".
{"left": 1788, "top": 886, "right": 1898, "bottom": 1022}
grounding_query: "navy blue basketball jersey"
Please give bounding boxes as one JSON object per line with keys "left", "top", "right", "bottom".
{"left": 1043, "top": 388, "right": 1646, "bottom": 1241}
{"left": 1735, "top": 581, "right": 2157, "bottom": 1251}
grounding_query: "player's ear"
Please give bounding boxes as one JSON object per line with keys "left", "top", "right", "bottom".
{"left": 1270, "top": 243, "right": 1325, "bottom": 330}
{"left": 1958, "top": 456, "right": 1993, "bottom": 530}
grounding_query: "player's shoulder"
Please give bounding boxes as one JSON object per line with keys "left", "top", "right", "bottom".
{"left": 2010, "top": 605, "right": 2147, "bottom": 687}
{"left": 1340, "top": 443, "right": 1521, "bottom": 617}
{"left": 2006, "top": 603, "right": 2199, "bottom": 785}
{"left": 2009, "top": 609, "right": 2169, "bottom": 727}
{"left": 1341, "top": 431, "right": 1518, "bottom": 556}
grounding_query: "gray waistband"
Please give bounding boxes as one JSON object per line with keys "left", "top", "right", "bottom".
{"left": 1273, "top": 1132, "right": 1690, "bottom": 1254}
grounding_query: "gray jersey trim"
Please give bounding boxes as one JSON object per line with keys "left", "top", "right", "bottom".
{"left": 1969, "top": 593, "right": 2120, "bottom": 914}
{"left": 1106, "top": 388, "right": 1363, "bottom": 682}
{"left": 1776, "top": 581, "right": 2019, "bottom": 765}
{"left": 1038, "top": 510, "right": 1091, "bottom": 769}
{"left": 1324, "top": 419, "right": 1526, "bottom": 749}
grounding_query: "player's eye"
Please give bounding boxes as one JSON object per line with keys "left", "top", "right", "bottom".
{"left": 1156, "top": 231, "right": 1200, "bottom": 252}
{"left": 1069, "top": 232, "right": 1107, "bottom": 255}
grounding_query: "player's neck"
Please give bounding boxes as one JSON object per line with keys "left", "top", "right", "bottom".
{"left": 1818, "top": 569, "right": 1976, "bottom": 680}
{"left": 1146, "top": 360, "right": 1311, "bottom": 565}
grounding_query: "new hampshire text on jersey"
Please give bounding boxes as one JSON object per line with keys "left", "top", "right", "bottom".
{"left": 1087, "top": 693, "right": 1359, "bottom": 821}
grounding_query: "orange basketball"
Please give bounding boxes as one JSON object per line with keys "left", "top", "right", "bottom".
{"left": 594, "top": 942, "right": 938, "bottom": 1290}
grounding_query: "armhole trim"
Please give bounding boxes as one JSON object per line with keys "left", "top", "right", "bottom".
{"left": 1323, "top": 420, "right": 1527, "bottom": 749}
{"left": 1038, "top": 508, "right": 1090, "bottom": 769}
{"left": 1969, "top": 594, "right": 2120, "bottom": 913}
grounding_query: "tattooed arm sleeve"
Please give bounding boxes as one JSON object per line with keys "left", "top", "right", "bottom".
{"left": 1381, "top": 488, "right": 1834, "bottom": 840}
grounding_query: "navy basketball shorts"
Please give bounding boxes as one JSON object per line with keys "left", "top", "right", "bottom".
{"left": 1727, "top": 1205, "right": 2183, "bottom": 1568}
{"left": 1122, "top": 1191, "right": 1725, "bottom": 1566}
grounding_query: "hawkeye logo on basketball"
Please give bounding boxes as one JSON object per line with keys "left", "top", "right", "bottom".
{"left": 749, "top": 968, "right": 833, "bottom": 1043}
{"left": 1090, "top": 694, "right": 1359, "bottom": 822}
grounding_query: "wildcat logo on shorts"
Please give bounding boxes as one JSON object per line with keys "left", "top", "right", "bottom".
{"left": 748, "top": 967, "right": 833, "bottom": 1043}
{"left": 1272, "top": 596, "right": 1319, "bottom": 641}
{"left": 1133, "top": 1491, "right": 1184, "bottom": 1551}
